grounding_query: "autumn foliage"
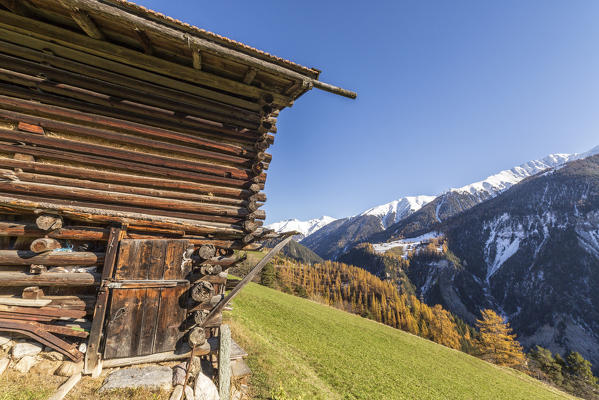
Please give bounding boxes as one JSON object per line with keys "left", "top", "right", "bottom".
{"left": 271, "top": 258, "right": 474, "bottom": 352}
{"left": 475, "top": 309, "right": 526, "bottom": 368}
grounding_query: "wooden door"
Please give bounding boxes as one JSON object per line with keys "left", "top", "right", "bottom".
{"left": 103, "top": 239, "right": 191, "bottom": 359}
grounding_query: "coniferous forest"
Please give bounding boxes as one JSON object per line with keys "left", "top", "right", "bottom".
{"left": 260, "top": 256, "right": 599, "bottom": 399}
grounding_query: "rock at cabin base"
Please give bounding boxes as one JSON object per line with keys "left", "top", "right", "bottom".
{"left": 0, "top": 340, "right": 13, "bottom": 352}
{"left": 42, "top": 351, "right": 65, "bottom": 361}
{"left": 14, "top": 355, "right": 37, "bottom": 373}
{"left": 12, "top": 342, "right": 43, "bottom": 359}
{"left": 173, "top": 362, "right": 186, "bottom": 386}
{"left": 0, "top": 335, "right": 11, "bottom": 346}
{"left": 194, "top": 372, "right": 219, "bottom": 400}
{"left": 100, "top": 366, "right": 173, "bottom": 392}
{"left": 184, "top": 385, "right": 194, "bottom": 400}
{"left": 0, "top": 358, "right": 9, "bottom": 376}
{"left": 173, "top": 356, "right": 203, "bottom": 386}
{"left": 170, "top": 385, "right": 184, "bottom": 400}
{"left": 31, "top": 360, "right": 59, "bottom": 376}
{"left": 55, "top": 360, "right": 83, "bottom": 377}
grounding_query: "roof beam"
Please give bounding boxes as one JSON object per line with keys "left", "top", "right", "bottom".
{"left": 69, "top": 8, "right": 105, "bottom": 40}
{"left": 0, "top": 0, "right": 32, "bottom": 17}
{"left": 243, "top": 68, "right": 257, "bottom": 85}
{"left": 133, "top": 28, "right": 153, "bottom": 55}
{"left": 191, "top": 48, "right": 202, "bottom": 70}
{"left": 64, "top": 0, "right": 356, "bottom": 99}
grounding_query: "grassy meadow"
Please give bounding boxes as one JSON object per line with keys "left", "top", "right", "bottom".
{"left": 227, "top": 282, "right": 575, "bottom": 400}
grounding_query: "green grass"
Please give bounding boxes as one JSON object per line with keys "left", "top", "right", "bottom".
{"left": 228, "top": 283, "right": 576, "bottom": 400}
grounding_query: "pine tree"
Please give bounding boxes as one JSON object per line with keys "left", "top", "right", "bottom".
{"left": 475, "top": 309, "right": 525, "bottom": 368}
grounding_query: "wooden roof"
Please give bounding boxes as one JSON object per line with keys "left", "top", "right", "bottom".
{"left": 0, "top": 0, "right": 356, "bottom": 102}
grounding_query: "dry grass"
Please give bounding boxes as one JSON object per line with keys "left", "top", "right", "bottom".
{"left": 0, "top": 365, "right": 172, "bottom": 400}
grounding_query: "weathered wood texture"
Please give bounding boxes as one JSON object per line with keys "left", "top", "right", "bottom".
{"left": 219, "top": 324, "right": 232, "bottom": 400}
{"left": 103, "top": 240, "right": 191, "bottom": 359}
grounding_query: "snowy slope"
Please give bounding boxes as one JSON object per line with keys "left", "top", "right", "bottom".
{"left": 266, "top": 216, "right": 336, "bottom": 238}
{"left": 451, "top": 147, "right": 599, "bottom": 198}
{"left": 360, "top": 196, "right": 436, "bottom": 228}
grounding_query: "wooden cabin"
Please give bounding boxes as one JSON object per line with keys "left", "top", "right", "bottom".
{"left": 0, "top": 0, "right": 354, "bottom": 379}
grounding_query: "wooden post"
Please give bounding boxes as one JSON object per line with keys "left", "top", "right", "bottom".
{"left": 219, "top": 324, "right": 231, "bottom": 400}
{"left": 84, "top": 225, "right": 125, "bottom": 375}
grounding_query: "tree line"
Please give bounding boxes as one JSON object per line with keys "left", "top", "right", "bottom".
{"left": 262, "top": 257, "right": 599, "bottom": 399}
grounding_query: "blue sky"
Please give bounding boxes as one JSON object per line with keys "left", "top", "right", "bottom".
{"left": 138, "top": 0, "right": 599, "bottom": 223}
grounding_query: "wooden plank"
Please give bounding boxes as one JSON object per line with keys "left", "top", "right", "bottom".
{"left": 0, "top": 271, "right": 99, "bottom": 287}
{"left": 163, "top": 240, "right": 191, "bottom": 280}
{"left": 0, "top": 298, "right": 51, "bottom": 307}
{"left": 84, "top": 226, "right": 124, "bottom": 373}
{"left": 0, "top": 304, "right": 86, "bottom": 319}
{"left": 0, "top": 250, "right": 103, "bottom": 266}
{"left": 138, "top": 288, "right": 160, "bottom": 355}
{"left": 147, "top": 241, "right": 167, "bottom": 280}
{"left": 154, "top": 284, "right": 188, "bottom": 354}
{"left": 103, "top": 287, "right": 144, "bottom": 358}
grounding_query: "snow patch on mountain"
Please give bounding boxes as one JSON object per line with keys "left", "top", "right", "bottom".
{"left": 266, "top": 216, "right": 336, "bottom": 238}
{"left": 372, "top": 231, "right": 443, "bottom": 256}
{"left": 360, "top": 195, "right": 436, "bottom": 228}
{"left": 483, "top": 213, "right": 525, "bottom": 282}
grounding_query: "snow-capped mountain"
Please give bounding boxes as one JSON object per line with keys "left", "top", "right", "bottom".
{"left": 272, "top": 145, "right": 599, "bottom": 260}
{"left": 377, "top": 146, "right": 599, "bottom": 242}
{"left": 360, "top": 195, "right": 436, "bottom": 229}
{"left": 404, "top": 153, "right": 599, "bottom": 371}
{"left": 266, "top": 216, "right": 336, "bottom": 239}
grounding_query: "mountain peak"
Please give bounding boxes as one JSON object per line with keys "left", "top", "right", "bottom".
{"left": 266, "top": 216, "right": 337, "bottom": 238}
{"left": 360, "top": 195, "right": 436, "bottom": 228}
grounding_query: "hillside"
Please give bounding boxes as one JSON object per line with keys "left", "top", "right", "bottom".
{"left": 227, "top": 282, "right": 574, "bottom": 400}
{"left": 404, "top": 154, "right": 599, "bottom": 372}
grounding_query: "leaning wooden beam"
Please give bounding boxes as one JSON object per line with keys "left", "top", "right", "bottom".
{"left": 202, "top": 235, "right": 294, "bottom": 325}
{"left": 0, "top": 271, "right": 99, "bottom": 287}
{"left": 0, "top": 250, "right": 103, "bottom": 266}
{"left": 62, "top": 0, "right": 357, "bottom": 99}
{"left": 48, "top": 372, "right": 82, "bottom": 400}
